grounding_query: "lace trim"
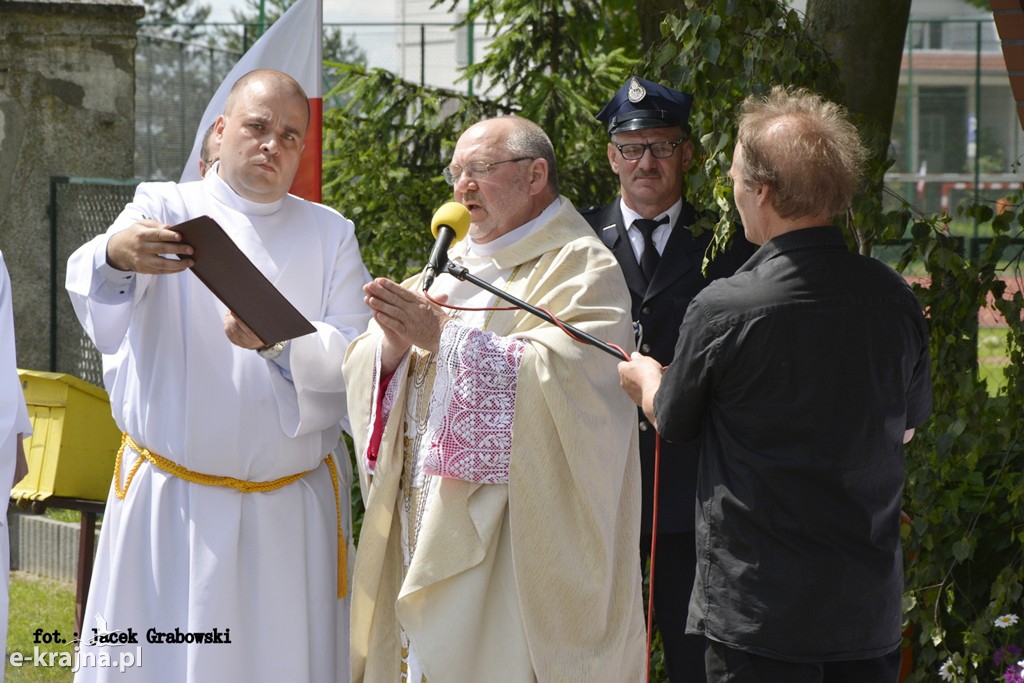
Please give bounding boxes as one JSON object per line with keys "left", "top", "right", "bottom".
{"left": 423, "top": 321, "right": 526, "bottom": 484}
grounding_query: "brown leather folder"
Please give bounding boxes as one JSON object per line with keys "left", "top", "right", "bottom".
{"left": 172, "top": 215, "right": 316, "bottom": 346}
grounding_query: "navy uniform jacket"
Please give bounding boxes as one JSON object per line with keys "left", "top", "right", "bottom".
{"left": 582, "top": 199, "right": 756, "bottom": 534}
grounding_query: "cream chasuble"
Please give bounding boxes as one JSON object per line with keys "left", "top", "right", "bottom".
{"left": 345, "top": 198, "right": 647, "bottom": 683}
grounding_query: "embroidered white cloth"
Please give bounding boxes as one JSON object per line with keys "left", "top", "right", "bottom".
{"left": 424, "top": 322, "right": 525, "bottom": 484}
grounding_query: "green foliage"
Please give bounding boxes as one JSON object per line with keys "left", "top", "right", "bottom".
{"left": 318, "top": 2, "right": 1023, "bottom": 680}
{"left": 640, "top": 0, "right": 842, "bottom": 255}
{"left": 893, "top": 198, "right": 1024, "bottom": 682}
{"left": 322, "top": 66, "right": 501, "bottom": 281}
{"left": 321, "top": 0, "right": 639, "bottom": 280}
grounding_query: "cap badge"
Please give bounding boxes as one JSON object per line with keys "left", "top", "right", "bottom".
{"left": 627, "top": 77, "right": 647, "bottom": 104}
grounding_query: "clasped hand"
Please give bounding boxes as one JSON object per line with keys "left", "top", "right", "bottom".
{"left": 364, "top": 278, "right": 451, "bottom": 374}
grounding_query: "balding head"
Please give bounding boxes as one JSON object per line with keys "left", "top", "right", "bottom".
{"left": 225, "top": 70, "right": 310, "bottom": 129}
{"left": 450, "top": 116, "right": 560, "bottom": 243}
{"left": 736, "top": 87, "right": 866, "bottom": 222}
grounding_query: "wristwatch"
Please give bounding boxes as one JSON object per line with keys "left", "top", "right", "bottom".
{"left": 256, "top": 340, "right": 287, "bottom": 360}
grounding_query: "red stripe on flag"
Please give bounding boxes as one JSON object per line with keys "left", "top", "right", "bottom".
{"left": 290, "top": 98, "right": 322, "bottom": 203}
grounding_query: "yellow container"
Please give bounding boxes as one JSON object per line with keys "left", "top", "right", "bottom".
{"left": 11, "top": 370, "right": 120, "bottom": 506}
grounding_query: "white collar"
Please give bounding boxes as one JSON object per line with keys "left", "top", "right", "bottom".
{"left": 618, "top": 197, "right": 683, "bottom": 231}
{"left": 466, "top": 197, "right": 562, "bottom": 258}
{"left": 204, "top": 163, "right": 288, "bottom": 216}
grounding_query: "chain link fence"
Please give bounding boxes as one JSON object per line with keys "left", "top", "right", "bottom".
{"left": 49, "top": 177, "right": 140, "bottom": 384}
{"left": 135, "top": 30, "right": 240, "bottom": 181}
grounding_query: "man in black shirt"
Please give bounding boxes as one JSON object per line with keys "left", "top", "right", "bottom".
{"left": 618, "top": 87, "right": 932, "bottom": 682}
{"left": 582, "top": 76, "right": 755, "bottom": 682}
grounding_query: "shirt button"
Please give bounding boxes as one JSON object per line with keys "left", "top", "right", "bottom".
{"left": 640, "top": 343, "right": 651, "bottom": 354}
{"left": 639, "top": 421, "right": 650, "bottom": 432}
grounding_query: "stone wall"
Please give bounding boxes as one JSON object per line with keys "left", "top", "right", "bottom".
{"left": 0, "top": 0, "right": 143, "bottom": 372}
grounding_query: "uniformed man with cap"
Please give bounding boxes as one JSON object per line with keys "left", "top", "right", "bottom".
{"left": 582, "top": 76, "right": 756, "bottom": 682}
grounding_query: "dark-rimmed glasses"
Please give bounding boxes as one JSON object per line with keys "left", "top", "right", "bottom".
{"left": 443, "top": 157, "right": 534, "bottom": 185}
{"left": 614, "top": 139, "right": 686, "bottom": 161}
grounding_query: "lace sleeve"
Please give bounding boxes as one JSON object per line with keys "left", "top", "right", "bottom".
{"left": 423, "top": 321, "right": 527, "bottom": 484}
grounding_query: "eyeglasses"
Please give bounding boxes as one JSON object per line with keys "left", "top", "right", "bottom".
{"left": 442, "top": 157, "right": 534, "bottom": 185}
{"left": 614, "top": 138, "right": 686, "bottom": 161}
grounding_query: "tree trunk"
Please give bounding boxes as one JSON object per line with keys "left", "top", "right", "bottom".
{"left": 804, "top": 0, "right": 911, "bottom": 253}
{"left": 804, "top": 0, "right": 911, "bottom": 164}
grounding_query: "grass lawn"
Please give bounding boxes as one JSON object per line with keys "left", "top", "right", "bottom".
{"left": 979, "top": 326, "right": 1011, "bottom": 395}
{"left": 5, "top": 573, "right": 75, "bottom": 682}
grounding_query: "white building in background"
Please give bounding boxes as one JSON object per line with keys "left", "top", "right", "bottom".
{"left": 786, "top": 0, "right": 1019, "bottom": 214}
{"left": 390, "top": 0, "right": 495, "bottom": 94}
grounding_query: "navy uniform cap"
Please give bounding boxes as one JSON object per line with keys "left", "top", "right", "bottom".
{"left": 596, "top": 76, "right": 694, "bottom": 136}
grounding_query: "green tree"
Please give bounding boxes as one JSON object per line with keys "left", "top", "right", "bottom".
{"left": 323, "top": 0, "right": 638, "bottom": 281}
{"left": 320, "top": 3, "right": 1024, "bottom": 682}
{"left": 137, "top": 0, "right": 212, "bottom": 41}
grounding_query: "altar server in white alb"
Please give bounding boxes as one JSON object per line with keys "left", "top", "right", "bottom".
{"left": 1, "top": 251, "right": 30, "bottom": 681}
{"left": 66, "top": 69, "right": 371, "bottom": 683}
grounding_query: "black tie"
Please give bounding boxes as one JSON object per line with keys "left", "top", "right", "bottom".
{"left": 634, "top": 216, "right": 669, "bottom": 282}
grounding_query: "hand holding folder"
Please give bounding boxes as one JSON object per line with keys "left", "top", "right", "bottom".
{"left": 171, "top": 216, "right": 316, "bottom": 346}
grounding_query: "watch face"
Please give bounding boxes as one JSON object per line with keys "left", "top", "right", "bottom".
{"left": 257, "top": 341, "right": 286, "bottom": 360}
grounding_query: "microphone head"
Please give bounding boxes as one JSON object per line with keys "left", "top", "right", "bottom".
{"left": 430, "top": 202, "right": 471, "bottom": 242}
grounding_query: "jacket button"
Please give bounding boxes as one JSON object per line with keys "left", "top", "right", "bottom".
{"left": 640, "top": 343, "right": 651, "bottom": 354}
{"left": 639, "top": 421, "right": 650, "bottom": 432}
{"left": 641, "top": 306, "right": 650, "bottom": 315}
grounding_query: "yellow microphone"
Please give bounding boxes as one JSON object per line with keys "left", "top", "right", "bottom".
{"left": 423, "top": 202, "right": 471, "bottom": 291}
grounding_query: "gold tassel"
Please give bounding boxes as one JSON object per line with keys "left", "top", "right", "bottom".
{"left": 326, "top": 456, "right": 347, "bottom": 597}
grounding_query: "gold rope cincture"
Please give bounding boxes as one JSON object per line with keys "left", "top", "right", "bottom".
{"left": 114, "top": 432, "right": 347, "bottom": 598}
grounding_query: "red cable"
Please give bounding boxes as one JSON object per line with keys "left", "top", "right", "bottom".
{"left": 424, "top": 290, "right": 632, "bottom": 361}
{"left": 646, "top": 433, "right": 661, "bottom": 683}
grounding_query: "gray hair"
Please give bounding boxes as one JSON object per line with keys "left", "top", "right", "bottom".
{"left": 737, "top": 86, "right": 867, "bottom": 220}
{"left": 502, "top": 116, "right": 560, "bottom": 196}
